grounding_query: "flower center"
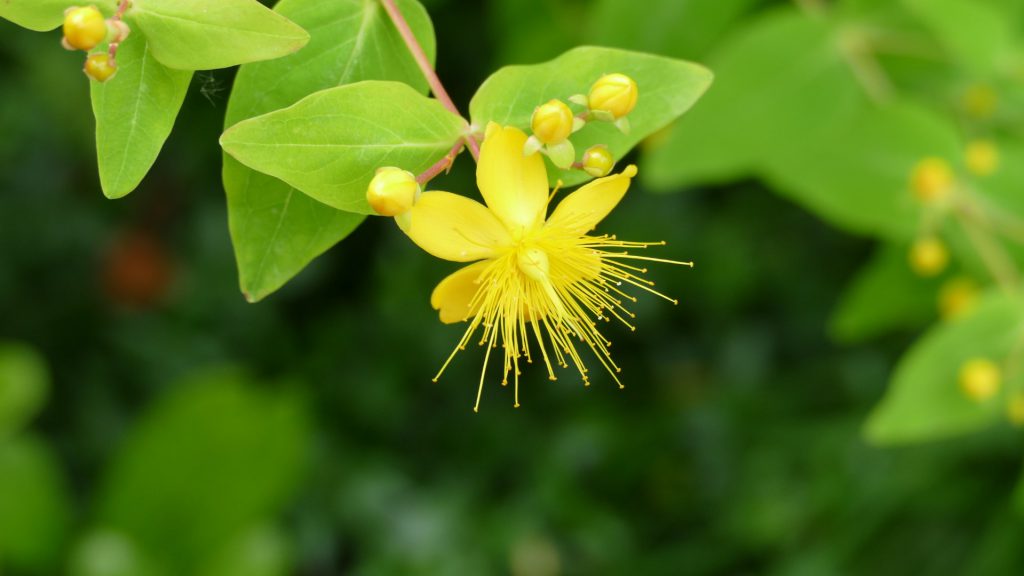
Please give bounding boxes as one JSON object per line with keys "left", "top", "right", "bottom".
{"left": 516, "top": 246, "right": 550, "bottom": 283}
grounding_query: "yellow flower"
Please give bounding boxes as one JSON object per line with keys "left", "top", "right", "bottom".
{"left": 397, "top": 123, "right": 689, "bottom": 411}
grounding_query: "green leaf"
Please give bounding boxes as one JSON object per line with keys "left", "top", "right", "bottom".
{"left": 91, "top": 32, "right": 192, "bottom": 199}
{"left": 470, "top": 46, "right": 711, "bottom": 188}
{"left": 223, "top": 0, "right": 436, "bottom": 302}
{"left": 69, "top": 531, "right": 167, "bottom": 576}
{"left": 865, "top": 292, "right": 1024, "bottom": 445}
{"left": 197, "top": 525, "right": 289, "bottom": 576}
{"left": 0, "top": 436, "right": 72, "bottom": 573}
{"left": 763, "top": 102, "right": 961, "bottom": 240}
{"left": 221, "top": 80, "right": 465, "bottom": 213}
{"left": 128, "top": 0, "right": 309, "bottom": 70}
{"left": 906, "top": 0, "right": 1016, "bottom": 77}
{"left": 0, "top": 0, "right": 114, "bottom": 31}
{"left": 642, "top": 8, "right": 863, "bottom": 190}
{"left": 96, "top": 369, "right": 310, "bottom": 571}
{"left": 0, "top": 341, "right": 49, "bottom": 439}
{"left": 830, "top": 243, "right": 940, "bottom": 343}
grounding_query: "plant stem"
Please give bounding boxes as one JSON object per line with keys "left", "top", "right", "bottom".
{"left": 958, "top": 210, "right": 1020, "bottom": 292}
{"left": 379, "top": 0, "right": 480, "bottom": 161}
{"left": 417, "top": 141, "right": 463, "bottom": 185}
{"left": 107, "top": 0, "right": 132, "bottom": 64}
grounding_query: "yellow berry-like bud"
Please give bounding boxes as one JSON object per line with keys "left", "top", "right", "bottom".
{"left": 965, "top": 139, "right": 999, "bottom": 177}
{"left": 531, "top": 100, "right": 574, "bottom": 145}
{"left": 908, "top": 236, "right": 949, "bottom": 277}
{"left": 1007, "top": 393, "right": 1024, "bottom": 426}
{"left": 84, "top": 53, "right": 117, "bottom": 82}
{"left": 366, "top": 167, "right": 419, "bottom": 216}
{"left": 938, "top": 277, "right": 979, "bottom": 321}
{"left": 581, "top": 145, "right": 614, "bottom": 177}
{"left": 910, "top": 157, "right": 955, "bottom": 203}
{"left": 959, "top": 358, "right": 1001, "bottom": 402}
{"left": 63, "top": 6, "right": 108, "bottom": 52}
{"left": 961, "top": 83, "right": 997, "bottom": 120}
{"left": 588, "top": 73, "right": 638, "bottom": 119}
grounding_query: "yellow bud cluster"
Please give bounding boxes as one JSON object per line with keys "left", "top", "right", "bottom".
{"left": 581, "top": 145, "right": 614, "bottom": 177}
{"left": 937, "top": 277, "right": 979, "bottom": 321}
{"left": 965, "top": 140, "right": 999, "bottom": 177}
{"left": 531, "top": 100, "right": 574, "bottom": 146}
{"left": 366, "top": 167, "right": 420, "bottom": 217}
{"left": 588, "top": 73, "right": 638, "bottom": 119}
{"left": 908, "top": 236, "right": 948, "bottom": 277}
{"left": 84, "top": 53, "right": 117, "bottom": 82}
{"left": 959, "top": 358, "right": 1001, "bottom": 402}
{"left": 63, "top": 6, "right": 108, "bottom": 51}
{"left": 910, "top": 158, "right": 955, "bottom": 203}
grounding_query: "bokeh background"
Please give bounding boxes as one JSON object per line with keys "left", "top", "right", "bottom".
{"left": 3, "top": 0, "right": 1024, "bottom": 574}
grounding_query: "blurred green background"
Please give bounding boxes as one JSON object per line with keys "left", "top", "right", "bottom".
{"left": 3, "top": 0, "right": 1024, "bottom": 574}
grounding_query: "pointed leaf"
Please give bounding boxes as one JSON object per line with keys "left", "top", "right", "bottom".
{"left": 0, "top": 0, "right": 114, "bottom": 31}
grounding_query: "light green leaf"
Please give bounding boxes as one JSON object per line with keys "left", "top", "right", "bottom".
{"left": 223, "top": 0, "right": 435, "bottom": 302}
{"left": 642, "top": 8, "right": 863, "bottom": 190}
{"left": 0, "top": 435, "right": 72, "bottom": 573}
{"left": 763, "top": 102, "right": 961, "bottom": 240}
{"left": 470, "top": 46, "right": 711, "bottom": 188}
{"left": 96, "top": 369, "right": 309, "bottom": 571}
{"left": 905, "top": 0, "right": 1016, "bottom": 77}
{"left": 0, "top": 0, "right": 114, "bottom": 31}
{"left": 91, "top": 32, "right": 192, "bottom": 199}
{"left": 128, "top": 0, "right": 309, "bottom": 70}
{"left": 222, "top": 80, "right": 465, "bottom": 213}
{"left": 829, "top": 244, "right": 940, "bottom": 343}
{"left": 865, "top": 292, "right": 1024, "bottom": 445}
{"left": 197, "top": 525, "right": 289, "bottom": 576}
{"left": 0, "top": 341, "right": 49, "bottom": 439}
{"left": 69, "top": 531, "right": 168, "bottom": 576}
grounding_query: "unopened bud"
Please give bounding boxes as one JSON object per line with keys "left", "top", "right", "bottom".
{"left": 366, "top": 167, "right": 419, "bottom": 216}
{"left": 959, "top": 358, "right": 1001, "bottom": 402}
{"left": 965, "top": 139, "right": 999, "bottom": 177}
{"left": 588, "top": 73, "right": 638, "bottom": 119}
{"left": 938, "top": 277, "right": 979, "bottom": 321}
{"left": 910, "top": 157, "right": 954, "bottom": 203}
{"left": 84, "top": 53, "right": 117, "bottom": 82}
{"left": 63, "top": 6, "right": 108, "bottom": 52}
{"left": 531, "top": 99, "right": 574, "bottom": 145}
{"left": 581, "top": 145, "right": 614, "bottom": 177}
{"left": 908, "top": 236, "right": 948, "bottom": 277}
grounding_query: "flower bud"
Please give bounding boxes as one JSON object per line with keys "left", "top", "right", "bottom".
{"left": 84, "top": 53, "right": 118, "bottom": 82}
{"left": 908, "top": 236, "right": 948, "bottom": 277}
{"left": 959, "top": 358, "right": 1001, "bottom": 402}
{"left": 63, "top": 6, "right": 108, "bottom": 52}
{"left": 938, "top": 277, "right": 979, "bottom": 321}
{"left": 531, "top": 99, "right": 574, "bottom": 145}
{"left": 366, "top": 167, "right": 419, "bottom": 216}
{"left": 910, "top": 157, "right": 954, "bottom": 203}
{"left": 588, "top": 73, "right": 638, "bottom": 119}
{"left": 581, "top": 145, "right": 614, "bottom": 177}
{"left": 965, "top": 139, "right": 999, "bottom": 177}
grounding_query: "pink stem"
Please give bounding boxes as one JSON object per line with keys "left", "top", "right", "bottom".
{"left": 417, "top": 141, "right": 464, "bottom": 185}
{"left": 107, "top": 0, "right": 132, "bottom": 64}
{"left": 379, "top": 0, "right": 480, "bottom": 161}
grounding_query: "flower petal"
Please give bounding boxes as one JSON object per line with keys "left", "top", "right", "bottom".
{"left": 398, "top": 191, "right": 511, "bottom": 262}
{"left": 430, "top": 260, "right": 491, "bottom": 324}
{"left": 477, "top": 123, "right": 550, "bottom": 234}
{"left": 545, "top": 165, "right": 638, "bottom": 236}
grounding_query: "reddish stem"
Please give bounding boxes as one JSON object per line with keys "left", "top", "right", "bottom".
{"left": 107, "top": 0, "right": 132, "bottom": 64}
{"left": 417, "top": 141, "right": 464, "bottom": 185}
{"left": 379, "top": 0, "right": 480, "bottom": 161}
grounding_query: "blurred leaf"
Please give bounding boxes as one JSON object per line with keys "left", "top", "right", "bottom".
{"left": 642, "top": 8, "right": 863, "bottom": 190}
{"left": 91, "top": 32, "right": 192, "bottom": 199}
{"left": 0, "top": 435, "right": 72, "bottom": 573}
{"left": 0, "top": 0, "right": 114, "bottom": 31}
{"left": 470, "top": 46, "right": 712, "bottom": 187}
{"left": 95, "top": 369, "right": 310, "bottom": 572}
{"left": 221, "top": 81, "right": 465, "bottom": 213}
{"left": 865, "top": 292, "right": 1024, "bottom": 445}
{"left": 223, "top": 0, "right": 436, "bottom": 302}
{"left": 589, "top": 0, "right": 759, "bottom": 59}
{"left": 197, "top": 525, "right": 289, "bottom": 576}
{"left": 69, "top": 531, "right": 167, "bottom": 576}
{"left": 764, "top": 102, "right": 960, "bottom": 240}
{"left": 130, "top": 0, "right": 309, "bottom": 70}
{"left": 830, "top": 243, "right": 938, "bottom": 343}
{"left": 906, "top": 0, "right": 1016, "bottom": 77}
{"left": 0, "top": 341, "right": 49, "bottom": 438}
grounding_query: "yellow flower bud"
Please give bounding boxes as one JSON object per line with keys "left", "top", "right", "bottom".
{"left": 959, "top": 358, "right": 1001, "bottom": 402}
{"left": 1007, "top": 393, "right": 1024, "bottom": 426}
{"left": 531, "top": 100, "right": 574, "bottom": 145}
{"left": 366, "top": 167, "right": 419, "bottom": 217}
{"left": 910, "top": 157, "right": 954, "bottom": 203}
{"left": 588, "top": 73, "right": 638, "bottom": 119}
{"left": 938, "top": 277, "right": 979, "bottom": 321}
{"left": 63, "top": 6, "right": 108, "bottom": 52}
{"left": 961, "top": 83, "right": 997, "bottom": 120}
{"left": 908, "top": 236, "right": 949, "bottom": 278}
{"left": 965, "top": 139, "right": 999, "bottom": 177}
{"left": 84, "top": 53, "right": 117, "bottom": 82}
{"left": 581, "top": 145, "right": 614, "bottom": 178}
